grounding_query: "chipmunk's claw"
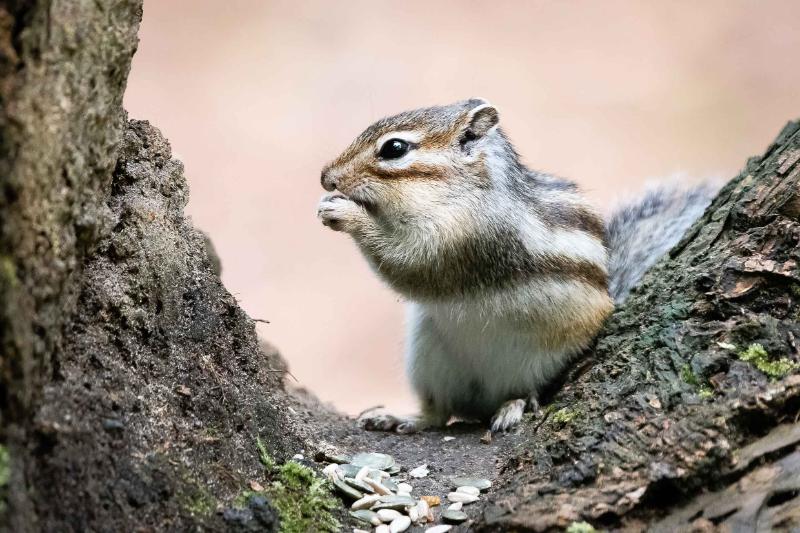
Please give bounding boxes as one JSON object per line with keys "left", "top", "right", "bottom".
{"left": 490, "top": 398, "right": 526, "bottom": 433}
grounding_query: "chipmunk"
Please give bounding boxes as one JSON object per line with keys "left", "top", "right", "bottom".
{"left": 317, "top": 98, "right": 716, "bottom": 433}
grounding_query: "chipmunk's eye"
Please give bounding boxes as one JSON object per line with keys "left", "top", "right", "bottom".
{"left": 378, "top": 139, "right": 410, "bottom": 159}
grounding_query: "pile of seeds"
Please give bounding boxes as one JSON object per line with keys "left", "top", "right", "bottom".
{"left": 320, "top": 452, "right": 491, "bottom": 532}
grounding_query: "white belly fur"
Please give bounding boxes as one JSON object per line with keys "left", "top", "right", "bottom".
{"left": 405, "top": 299, "right": 575, "bottom": 420}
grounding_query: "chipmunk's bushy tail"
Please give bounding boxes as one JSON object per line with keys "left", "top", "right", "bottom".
{"left": 606, "top": 183, "right": 720, "bottom": 303}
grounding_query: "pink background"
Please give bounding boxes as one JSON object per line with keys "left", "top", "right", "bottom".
{"left": 125, "top": 1, "right": 800, "bottom": 415}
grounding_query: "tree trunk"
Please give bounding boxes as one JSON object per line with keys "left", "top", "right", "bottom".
{"left": 1, "top": 2, "right": 798, "bottom": 532}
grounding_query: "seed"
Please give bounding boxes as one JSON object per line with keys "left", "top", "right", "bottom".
{"left": 397, "top": 483, "right": 413, "bottom": 494}
{"left": 333, "top": 478, "right": 363, "bottom": 500}
{"left": 321, "top": 463, "right": 339, "bottom": 480}
{"left": 389, "top": 515, "right": 411, "bottom": 532}
{"left": 447, "top": 492, "right": 478, "bottom": 504}
{"left": 442, "top": 508, "right": 468, "bottom": 523}
{"left": 351, "top": 452, "right": 395, "bottom": 471}
{"left": 449, "top": 477, "right": 492, "bottom": 491}
{"left": 409, "top": 464, "right": 429, "bottom": 478}
{"left": 456, "top": 485, "right": 480, "bottom": 496}
{"left": 416, "top": 499, "right": 431, "bottom": 522}
{"left": 349, "top": 509, "right": 381, "bottom": 526}
{"left": 344, "top": 477, "right": 374, "bottom": 494}
{"left": 420, "top": 495, "right": 440, "bottom": 507}
{"left": 364, "top": 477, "right": 392, "bottom": 495}
{"left": 375, "top": 525, "right": 390, "bottom": 533}
{"left": 351, "top": 494, "right": 381, "bottom": 510}
{"left": 338, "top": 464, "right": 362, "bottom": 478}
{"left": 320, "top": 451, "right": 351, "bottom": 464}
{"left": 377, "top": 509, "right": 402, "bottom": 522}
{"left": 354, "top": 466, "right": 371, "bottom": 482}
{"left": 408, "top": 507, "right": 419, "bottom": 522}
{"left": 372, "top": 494, "right": 416, "bottom": 511}
{"left": 448, "top": 502, "right": 462, "bottom": 511}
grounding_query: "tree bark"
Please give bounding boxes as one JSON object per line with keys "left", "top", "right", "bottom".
{"left": 0, "top": 1, "right": 141, "bottom": 527}
{"left": 476, "top": 120, "right": 800, "bottom": 531}
{"left": 1, "top": 2, "right": 798, "bottom": 532}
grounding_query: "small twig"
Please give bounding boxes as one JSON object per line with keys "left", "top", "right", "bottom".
{"left": 267, "top": 368, "right": 298, "bottom": 382}
{"left": 252, "top": 318, "right": 271, "bottom": 324}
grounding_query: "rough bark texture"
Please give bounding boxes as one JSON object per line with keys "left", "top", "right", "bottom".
{"left": 477, "top": 120, "right": 800, "bottom": 532}
{"left": 1, "top": 2, "right": 799, "bottom": 532}
{"left": 0, "top": 0, "right": 142, "bottom": 527}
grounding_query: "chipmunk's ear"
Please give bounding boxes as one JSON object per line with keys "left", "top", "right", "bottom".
{"left": 463, "top": 101, "right": 499, "bottom": 140}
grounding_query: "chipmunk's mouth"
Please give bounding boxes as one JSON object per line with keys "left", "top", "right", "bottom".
{"left": 346, "top": 188, "right": 379, "bottom": 214}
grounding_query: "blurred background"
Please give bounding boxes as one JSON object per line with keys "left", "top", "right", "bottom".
{"left": 125, "top": 0, "right": 800, "bottom": 416}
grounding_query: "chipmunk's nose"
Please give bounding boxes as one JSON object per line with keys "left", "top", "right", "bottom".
{"left": 320, "top": 168, "right": 339, "bottom": 191}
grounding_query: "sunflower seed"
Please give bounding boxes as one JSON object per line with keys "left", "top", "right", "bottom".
{"left": 377, "top": 509, "right": 402, "bottom": 522}
{"left": 456, "top": 485, "right": 480, "bottom": 496}
{"left": 409, "top": 464, "right": 429, "bottom": 478}
{"left": 425, "top": 526, "right": 453, "bottom": 533}
{"left": 447, "top": 502, "right": 463, "bottom": 511}
{"left": 322, "top": 463, "right": 340, "bottom": 480}
{"left": 338, "top": 464, "right": 362, "bottom": 478}
{"left": 372, "top": 494, "right": 416, "bottom": 511}
{"left": 447, "top": 492, "right": 478, "bottom": 504}
{"left": 351, "top": 494, "right": 382, "bottom": 510}
{"left": 449, "top": 476, "right": 492, "bottom": 491}
{"left": 351, "top": 452, "right": 395, "bottom": 471}
{"left": 344, "top": 477, "right": 374, "bottom": 494}
{"left": 333, "top": 478, "right": 362, "bottom": 500}
{"left": 354, "top": 466, "right": 370, "bottom": 482}
{"left": 442, "top": 508, "right": 468, "bottom": 523}
{"left": 397, "top": 482, "right": 413, "bottom": 494}
{"left": 349, "top": 509, "right": 381, "bottom": 526}
{"left": 389, "top": 515, "right": 411, "bottom": 532}
{"left": 364, "top": 477, "right": 392, "bottom": 495}
{"left": 416, "top": 499, "right": 431, "bottom": 522}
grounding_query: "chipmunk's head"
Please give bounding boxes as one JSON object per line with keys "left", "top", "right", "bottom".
{"left": 321, "top": 99, "right": 509, "bottom": 217}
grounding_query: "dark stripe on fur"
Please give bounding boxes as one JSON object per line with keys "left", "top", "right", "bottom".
{"left": 362, "top": 224, "right": 607, "bottom": 299}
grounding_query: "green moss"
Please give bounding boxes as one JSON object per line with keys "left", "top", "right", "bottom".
{"left": 680, "top": 364, "right": 699, "bottom": 386}
{"left": 0, "top": 257, "right": 17, "bottom": 289}
{"left": 551, "top": 407, "right": 579, "bottom": 425}
{"left": 240, "top": 461, "right": 339, "bottom": 533}
{"left": 256, "top": 436, "right": 276, "bottom": 471}
{"left": 698, "top": 386, "right": 714, "bottom": 399}
{"left": 790, "top": 284, "right": 800, "bottom": 298}
{"left": 0, "top": 445, "right": 6, "bottom": 516}
{"left": 567, "top": 521, "right": 597, "bottom": 533}
{"left": 183, "top": 487, "right": 215, "bottom": 518}
{"left": 739, "top": 343, "right": 800, "bottom": 379}
{"left": 681, "top": 364, "right": 715, "bottom": 398}
{"left": 0, "top": 445, "right": 8, "bottom": 487}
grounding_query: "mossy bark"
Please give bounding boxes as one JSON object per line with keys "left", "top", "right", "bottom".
{"left": 1, "top": 1, "right": 799, "bottom": 532}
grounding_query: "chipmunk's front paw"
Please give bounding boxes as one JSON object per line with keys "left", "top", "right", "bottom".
{"left": 357, "top": 409, "right": 425, "bottom": 434}
{"left": 317, "top": 193, "right": 362, "bottom": 232}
